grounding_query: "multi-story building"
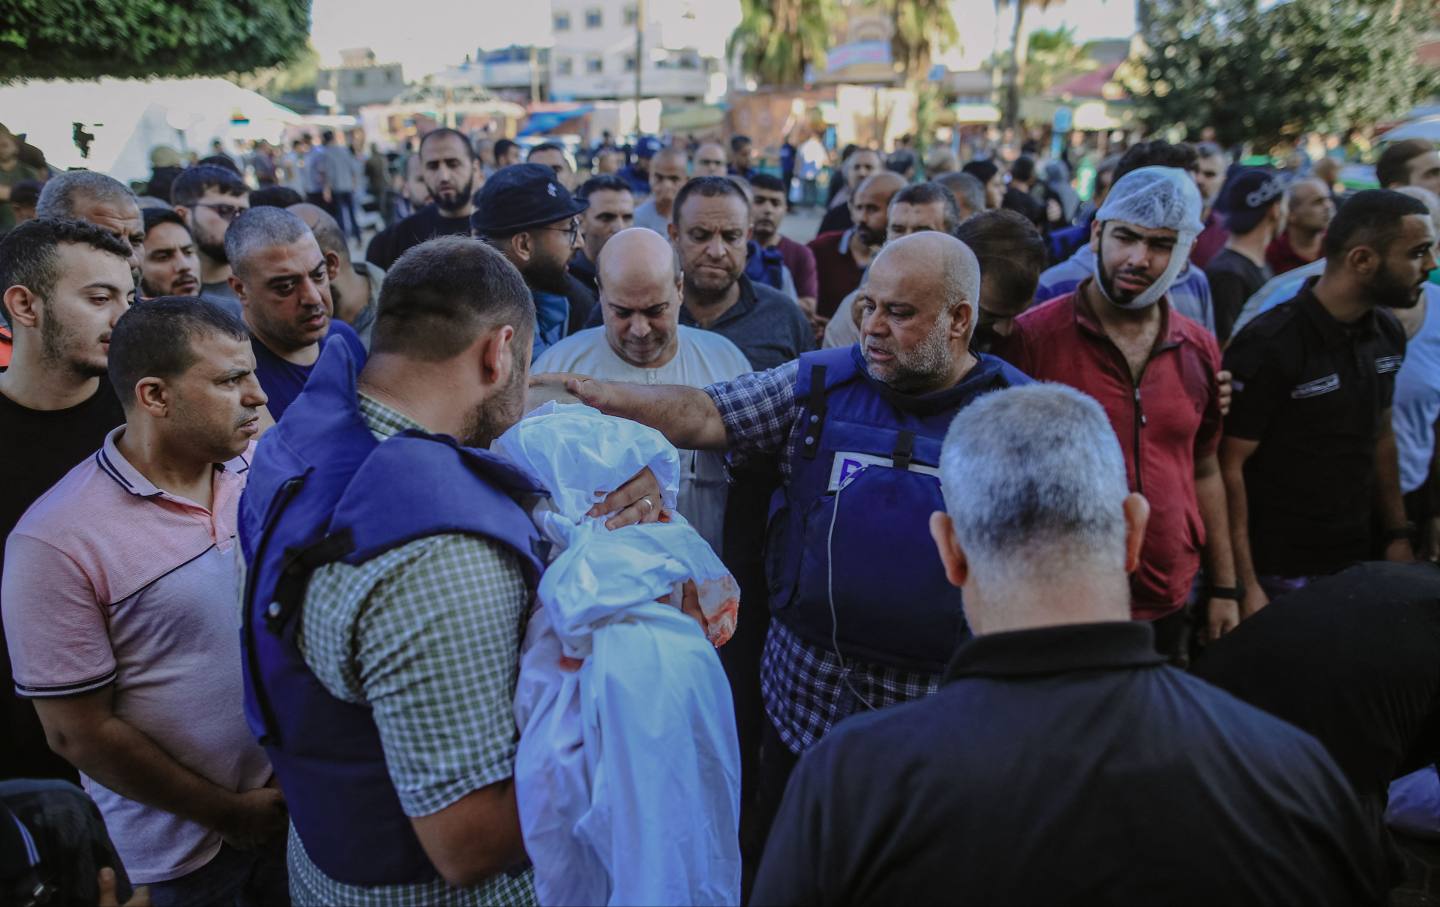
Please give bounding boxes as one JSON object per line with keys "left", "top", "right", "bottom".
{"left": 317, "top": 48, "right": 406, "bottom": 111}
{"left": 473, "top": 0, "right": 727, "bottom": 104}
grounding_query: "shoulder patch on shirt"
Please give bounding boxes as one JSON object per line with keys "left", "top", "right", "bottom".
{"left": 1376, "top": 355, "right": 1404, "bottom": 375}
{"left": 1290, "top": 373, "right": 1340, "bottom": 399}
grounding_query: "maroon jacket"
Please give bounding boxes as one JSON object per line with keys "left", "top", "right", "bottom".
{"left": 1190, "top": 210, "right": 1230, "bottom": 269}
{"left": 806, "top": 229, "right": 867, "bottom": 319}
{"left": 996, "top": 282, "right": 1224, "bottom": 617}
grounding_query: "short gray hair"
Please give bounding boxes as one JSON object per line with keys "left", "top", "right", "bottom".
{"left": 939, "top": 384, "right": 1130, "bottom": 583}
{"left": 935, "top": 171, "right": 985, "bottom": 219}
{"left": 36, "top": 171, "right": 136, "bottom": 220}
{"left": 224, "top": 206, "right": 313, "bottom": 277}
{"left": 289, "top": 203, "right": 349, "bottom": 264}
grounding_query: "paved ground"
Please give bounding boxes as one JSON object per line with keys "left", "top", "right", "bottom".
{"left": 778, "top": 205, "right": 824, "bottom": 243}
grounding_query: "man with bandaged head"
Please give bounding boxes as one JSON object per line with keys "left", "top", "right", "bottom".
{"left": 998, "top": 167, "right": 1235, "bottom": 662}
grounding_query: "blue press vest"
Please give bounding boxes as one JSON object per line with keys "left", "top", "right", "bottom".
{"left": 765, "top": 345, "right": 1031, "bottom": 672}
{"left": 238, "top": 341, "right": 546, "bottom": 887}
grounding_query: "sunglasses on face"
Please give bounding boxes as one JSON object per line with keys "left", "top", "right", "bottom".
{"left": 196, "top": 202, "right": 245, "bottom": 221}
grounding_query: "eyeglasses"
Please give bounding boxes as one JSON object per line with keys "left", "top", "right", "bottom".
{"left": 537, "top": 220, "right": 581, "bottom": 244}
{"left": 195, "top": 203, "right": 246, "bottom": 221}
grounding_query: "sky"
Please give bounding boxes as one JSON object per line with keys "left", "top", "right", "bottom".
{"left": 310, "top": 0, "right": 1138, "bottom": 79}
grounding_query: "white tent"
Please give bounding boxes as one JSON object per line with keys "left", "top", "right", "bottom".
{"left": 0, "top": 77, "right": 301, "bottom": 183}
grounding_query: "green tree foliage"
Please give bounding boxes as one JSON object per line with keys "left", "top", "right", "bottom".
{"left": 230, "top": 42, "right": 320, "bottom": 103}
{"left": 999, "top": 0, "right": 1058, "bottom": 129}
{"left": 1133, "top": 0, "right": 1440, "bottom": 150}
{"left": 729, "top": 0, "right": 838, "bottom": 88}
{"left": 881, "top": 0, "right": 959, "bottom": 89}
{"left": 1021, "top": 26, "right": 1096, "bottom": 98}
{"left": 0, "top": 0, "right": 311, "bottom": 82}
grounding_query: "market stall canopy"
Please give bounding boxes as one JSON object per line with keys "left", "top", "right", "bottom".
{"left": 0, "top": 77, "right": 300, "bottom": 182}
{"left": 520, "top": 103, "right": 595, "bottom": 137}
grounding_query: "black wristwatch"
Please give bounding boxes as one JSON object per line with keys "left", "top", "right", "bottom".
{"left": 1383, "top": 524, "right": 1416, "bottom": 543}
{"left": 1209, "top": 585, "right": 1241, "bottom": 601}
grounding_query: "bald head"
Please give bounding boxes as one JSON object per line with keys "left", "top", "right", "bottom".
{"left": 856, "top": 170, "right": 908, "bottom": 202}
{"left": 858, "top": 232, "right": 981, "bottom": 391}
{"left": 1285, "top": 177, "right": 1337, "bottom": 235}
{"left": 598, "top": 226, "right": 679, "bottom": 287}
{"left": 288, "top": 202, "right": 349, "bottom": 264}
{"left": 596, "top": 227, "right": 684, "bottom": 368}
{"left": 851, "top": 170, "right": 909, "bottom": 247}
{"left": 873, "top": 232, "right": 980, "bottom": 315}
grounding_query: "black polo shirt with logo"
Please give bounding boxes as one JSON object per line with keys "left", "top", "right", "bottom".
{"left": 1223, "top": 280, "right": 1407, "bottom": 577}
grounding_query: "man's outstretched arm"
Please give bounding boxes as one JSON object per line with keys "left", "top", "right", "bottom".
{"left": 536, "top": 373, "right": 730, "bottom": 450}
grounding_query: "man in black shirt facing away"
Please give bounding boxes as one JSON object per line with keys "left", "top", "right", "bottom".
{"left": 1222, "top": 190, "right": 1437, "bottom": 615}
{"left": 0, "top": 219, "right": 133, "bottom": 781}
{"left": 754, "top": 383, "right": 1384, "bottom": 907}
{"left": 366, "top": 128, "right": 481, "bottom": 270}
{"left": 1196, "top": 561, "right": 1440, "bottom": 866}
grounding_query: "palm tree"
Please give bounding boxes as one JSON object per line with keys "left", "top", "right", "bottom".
{"left": 884, "top": 0, "right": 960, "bottom": 89}
{"left": 729, "top": 0, "right": 839, "bottom": 88}
{"left": 1021, "top": 26, "right": 1096, "bottom": 98}
{"left": 999, "top": 0, "right": 1059, "bottom": 129}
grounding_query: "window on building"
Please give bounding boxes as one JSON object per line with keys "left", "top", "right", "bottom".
{"left": 585, "top": 8, "right": 602, "bottom": 28}
{"left": 587, "top": 55, "right": 604, "bottom": 74}
{"left": 353, "top": 71, "right": 366, "bottom": 86}
{"left": 385, "top": 69, "right": 396, "bottom": 83}
{"left": 624, "top": 4, "right": 638, "bottom": 25}
{"left": 554, "top": 12, "right": 571, "bottom": 31}
{"left": 624, "top": 54, "right": 637, "bottom": 72}
{"left": 558, "top": 56, "right": 574, "bottom": 76}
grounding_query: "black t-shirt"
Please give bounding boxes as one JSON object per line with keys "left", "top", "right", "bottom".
{"left": 1206, "top": 247, "right": 1272, "bottom": 342}
{"left": 365, "top": 204, "right": 473, "bottom": 270}
{"left": 755, "top": 621, "right": 1385, "bottom": 905}
{"left": 815, "top": 202, "right": 852, "bottom": 240}
{"left": 1223, "top": 284, "right": 1407, "bottom": 576}
{"left": 1196, "top": 562, "right": 1440, "bottom": 835}
{"left": 0, "top": 379, "right": 124, "bottom": 781}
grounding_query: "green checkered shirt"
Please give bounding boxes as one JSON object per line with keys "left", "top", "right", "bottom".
{"left": 288, "top": 394, "right": 536, "bottom": 907}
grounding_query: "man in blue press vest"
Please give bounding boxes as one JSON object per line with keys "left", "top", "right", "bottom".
{"left": 238, "top": 236, "right": 665, "bottom": 905}
{"left": 547, "top": 231, "right": 1032, "bottom": 864}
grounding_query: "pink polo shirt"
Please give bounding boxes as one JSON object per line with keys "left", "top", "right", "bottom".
{"left": 2, "top": 428, "right": 271, "bottom": 884}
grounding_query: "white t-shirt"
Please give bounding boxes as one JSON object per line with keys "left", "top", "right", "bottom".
{"left": 535, "top": 326, "right": 752, "bottom": 553}
{"left": 1392, "top": 286, "right": 1440, "bottom": 494}
{"left": 632, "top": 200, "right": 671, "bottom": 237}
{"left": 823, "top": 288, "right": 863, "bottom": 349}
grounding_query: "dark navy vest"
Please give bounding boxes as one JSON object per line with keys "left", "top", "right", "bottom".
{"left": 765, "top": 345, "right": 1031, "bottom": 672}
{"left": 744, "top": 239, "right": 787, "bottom": 292}
{"left": 238, "top": 341, "right": 546, "bottom": 887}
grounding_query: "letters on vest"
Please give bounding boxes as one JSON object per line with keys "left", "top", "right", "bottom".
{"left": 765, "top": 345, "right": 1031, "bottom": 672}
{"left": 238, "top": 341, "right": 545, "bottom": 887}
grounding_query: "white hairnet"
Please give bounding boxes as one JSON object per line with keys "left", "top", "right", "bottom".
{"left": 1092, "top": 166, "right": 1205, "bottom": 309}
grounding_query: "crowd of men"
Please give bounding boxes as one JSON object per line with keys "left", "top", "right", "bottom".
{"left": 1, "top": 115, "right": 1439, "bottom": 906}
